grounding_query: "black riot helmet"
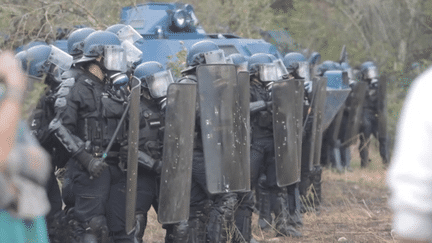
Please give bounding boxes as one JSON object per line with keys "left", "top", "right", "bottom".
{"left": 15, "top": 41, "right": 48, "bottom": 53}
{"left": 134, "top": 61, "right": 174, "bottom": 99}
{"left": 248, "top": 53, "right": 281, "bottom": 82}
{"left": 17, "top": 45, "right": 73, "bottom": 86}
{"left": 316, "top": 60, "right": 341, "bottom": 76}
{"left": 227, "top": 53, "right": 248, "bottom": 72}
{"left": 186, "top": 40, "right": 226, "bottom": 67}
{"left": 360, "top": 61, "right": 378, "bottom": 81}
{"left": 283, "top": 52, "right": 309, "bottom": 79}
{"left": 76, "top": 30, "right": 127, "bottom": 72}
{"left": 309, "top": 52, "right": 321, "bottom": 66}
{"left": 24, "top": 45, "right": 73, "bottom": 78}
{"left": 67, "top": 27, "right": 95, "bottom": 57}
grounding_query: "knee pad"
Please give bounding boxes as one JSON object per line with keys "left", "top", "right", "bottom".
{"left": 215, "top": 193, "right": 237, "bottom": 221}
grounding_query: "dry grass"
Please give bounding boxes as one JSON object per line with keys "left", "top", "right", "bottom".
{"left": 143, "top": 139, "right": 395, "bottom": 242}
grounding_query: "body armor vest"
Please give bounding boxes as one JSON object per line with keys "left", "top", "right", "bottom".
{"left": 73, "top": 73, "right": 127, "bottom": 153}
{"left": 139, "top": 95, "right": 164, "bottom": 159}
{"left": 250, "top": 82, "right": 273, "bottom": 139}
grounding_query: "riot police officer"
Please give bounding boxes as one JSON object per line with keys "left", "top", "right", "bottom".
{"left": 19, "top": 44, "right": 74, "bottom": 242}
{"left": 249, "top": 53, "right": 302, "bottom": 238}
{"left": 49, "top": 30, "right": 131, "bottom": 242}
{"left": 165, "top": 40, "right": 246, "bottom": 243}
{"left": 283, "top": 51, "right": 324, "bottom": 222}
{"left": 358, "top": 61, "right": 389, "bottom": 167}
{"left": 106, "top": 61, "right": 169, "bottom": 242}
{"left": 67, "top": 27, "right": 96, "bottom": 59}
{"left": 60, "top": 26, "right": 96, "bottom": 213}
{"left": 226, "top": 53, "right": 258, "bottom": 243}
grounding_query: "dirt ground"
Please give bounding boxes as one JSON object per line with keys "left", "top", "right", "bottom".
{"left": 143, "top": 142, "right": 395, "bottom": 242}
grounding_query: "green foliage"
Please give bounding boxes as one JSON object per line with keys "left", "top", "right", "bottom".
{"left": 22, "top": 79, "right": 47, "bottom": 120}
{"left": 166, "top": 41, "right": 188, "bottom": 80}
{"left": 1, "top": 0, "right": 431, "bottom": 146}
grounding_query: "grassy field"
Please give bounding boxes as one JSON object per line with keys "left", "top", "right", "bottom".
{"left": 142, "top": 140, "right": 395, "bottom": 243}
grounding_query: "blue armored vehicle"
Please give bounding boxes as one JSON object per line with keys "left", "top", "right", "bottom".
{"left": 119, "top": 2, "right": 282, "bottom": 67}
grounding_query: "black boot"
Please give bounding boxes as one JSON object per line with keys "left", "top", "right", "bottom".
{"left": 207, "top": 193, "right": 237, "bottom": 243}
{"left": 273, "top": 189, "right": 302, "bottom": 238}
{"left": 134, "top": 214, "right": 146, "bottom": 243}
{"left": 287, "top": 186, "right": 303, "bottom": 228}
{"left": 188, "top": 199, "right": 211, "bottom": 243}
{"left": 164, "top": 220, "right": 189, "bottom": 243}
{"left": 233, "top": 192, "right": 256, "bottom": 243}
{"left": 312, "top": 165, "right": 322, "bottom": 206}
{"left": 257, "top": 175, "right": 272, "bottom": 230}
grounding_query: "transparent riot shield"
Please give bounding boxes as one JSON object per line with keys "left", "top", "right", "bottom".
{"left": 341, "top": 81, "right": 367, "bottom": 146}
{"left": 377, "top": 78, "right": 387, "bottom": 141}
{"left": 294, "top": 80, "right": 305, "bottom": 174}
{"left": 377, "top": 78, "right": 389, "bottom": 162}
{"left": 197, "top": 64, "right": 250, "bottom": 194}
{"left": 125, "top": 77, "right": 141, "bottom": 234}
{"left": 272, "top": 79, "right": 304, "bottom": 187}
{"left": 233, "top": 71, "right": 251, "bottom": 191}
{"left": 158, "top": 83, "right": 197, "bottom": 224}
{"left": 322, "top": 88, "right": 351, "bottom": 131}
{"left": 309, "top": 77, "right": 327, "bottom": 169}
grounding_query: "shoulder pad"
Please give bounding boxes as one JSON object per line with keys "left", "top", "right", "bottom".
{"left": 54, "top": 97, "right": 67, "bottom": 109}
{"left": 61, "top": 78, "right": 75, "bottom": 87}
{"left": 56, "top": 86, "right": 71, "bottom": 98}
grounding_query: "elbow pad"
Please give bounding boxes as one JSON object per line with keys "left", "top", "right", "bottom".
{"left": 49, "top": 118, "right": 85, "bottom": 156}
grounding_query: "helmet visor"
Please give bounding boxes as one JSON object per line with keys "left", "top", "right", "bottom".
{"left": 259, "top": 63, "right": 278, "bottom": 82}
{"left": 121, "top": 40, "right": 143, "bottom": 66}
{"left": 147, "top": 70, "right": 174, "bottom": 98}
{"left": 104, "top": 45, "right": 127, "bottom": 72}
{"left": 297, "top": 61, "right": 310, "bottom": 80}
{"left": 48, "top": 45, "right": 73, "bottom": 71}
{"left": 117, "top": 25, "right": 143, "bottom": 44}
{"left": 237, "top": 61, "right": 249, "bottom": 73}
{"left": 273, "top": 59, "right": 289, "bottom": 79}
{"left": 366, "top": 67, "right": 378, "bottom": 79}
{"left": 204, "top": 49, "right": 226, "bottom": 64}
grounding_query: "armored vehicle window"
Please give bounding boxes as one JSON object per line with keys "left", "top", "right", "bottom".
{"left": 218, "top": 45, "right": 239, "bottom": 56}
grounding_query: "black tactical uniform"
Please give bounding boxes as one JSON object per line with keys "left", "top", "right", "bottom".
{"left": 165, "top": 41, "right": 241, "bottom": 243}
{"left": 55, "top": 68, "right": 125, "bottom": 242}
{"left": 164, "top": 73, "right": 214, "bottom": 243}
{"left": 107, "top": 91, "right": 161, "bottom": 242}
{"left": 359, "top": 67, "right": 389, "bottom": 167}
{"left": 250, "top": 77, "right": 301, "bottom": 237}
{"left": 250, "top": 53, "right": 304, "bottom": 238}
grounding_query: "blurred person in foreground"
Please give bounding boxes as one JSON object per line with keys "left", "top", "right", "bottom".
{"left": 0, "top": 51, "right": 51, "bottom": 242}
{"left": 387, "top": 67, "right": 432, "bottom": 242}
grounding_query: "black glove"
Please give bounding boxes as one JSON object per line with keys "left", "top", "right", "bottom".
{"left": 152, "top": 160, "right": 162, "bottom": 174}
{"left": 74, "top": 149, "right": 108, "bottom": 178}
{"left": 137, "top": 150, "right": 162, "bottom": 174}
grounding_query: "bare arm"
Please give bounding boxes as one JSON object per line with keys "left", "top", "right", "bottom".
{"left": 0, "top": 52, "right": 27, "bottom": 169}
